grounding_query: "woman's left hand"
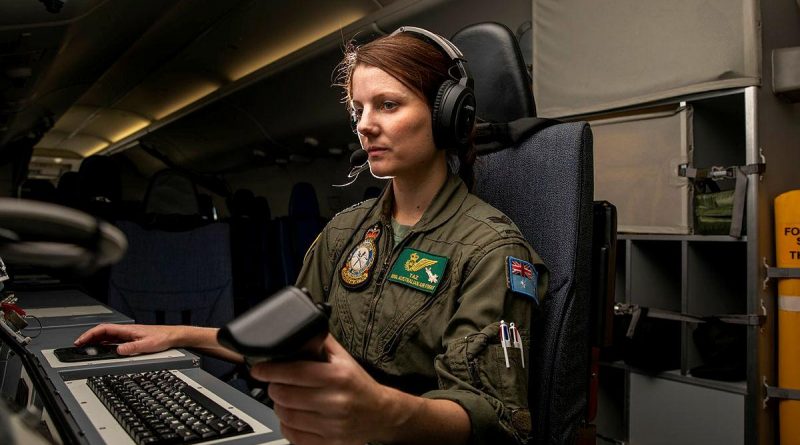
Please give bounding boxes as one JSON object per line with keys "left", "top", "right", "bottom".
{"left": 249, "top": 334, "right": 402, "bottom": 445}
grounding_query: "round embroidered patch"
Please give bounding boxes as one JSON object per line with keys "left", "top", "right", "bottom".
{"left": 340, "top": 223, "right": 381, "bottom": 290}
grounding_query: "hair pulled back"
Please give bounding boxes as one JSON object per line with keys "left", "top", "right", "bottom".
{"left": 335, "top": 32, "right": 476, "bottom": 191}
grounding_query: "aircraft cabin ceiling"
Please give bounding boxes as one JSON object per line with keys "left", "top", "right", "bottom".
{"left": 1, "top": 0, "right": 534, "bottom": 174}
{"left": 0, "top": 0, "right": 411, "bottom": 160}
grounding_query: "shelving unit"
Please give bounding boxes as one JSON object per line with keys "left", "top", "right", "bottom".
{"left": 594, "top": 89, "right": 757, "bottom": 444}
{"left": 531, "top": 1, "right": 800, "bottom": 442}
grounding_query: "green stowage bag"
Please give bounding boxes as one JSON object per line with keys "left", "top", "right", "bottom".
{"left": 694, "top": 189, "right": 736, "bottom": 235}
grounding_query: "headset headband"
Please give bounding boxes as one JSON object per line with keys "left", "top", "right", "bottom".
{"left": 390, "top": 26, "right": 472, "bottom": 86}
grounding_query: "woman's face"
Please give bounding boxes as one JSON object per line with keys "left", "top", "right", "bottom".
{"left": 350, "top": 64, "right": 441, "bottom": 180}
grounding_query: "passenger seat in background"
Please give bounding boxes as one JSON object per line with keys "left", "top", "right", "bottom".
{"left": 74, "top": 155, "right": 123, "bottom": 303}
{"left": 18, "top": 179, "right": 57, "bottom": 203}
{"left": 276, "top": 182, "right": 326, "bottom": 288}
{"left": 228, "top": 189, "right": 277, "bottom": 315}
{"left": 108, "top": 169, "right": 236, "bottom": 380}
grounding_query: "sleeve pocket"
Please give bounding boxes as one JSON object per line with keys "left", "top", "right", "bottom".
{"left": 457, "top": 322, "right": 529, "bottom": 409}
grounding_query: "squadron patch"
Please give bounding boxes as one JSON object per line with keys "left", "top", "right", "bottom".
{"left": 340, "top": 223, "right": 382, "bottom": 290}
{"left": 388, "top": 248, "right": 448, "bottom": 294}
{"left": 506, "top": 256, "right": 538, "bottom": 303}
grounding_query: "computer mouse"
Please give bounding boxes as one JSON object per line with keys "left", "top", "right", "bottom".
{"left": 55, "top": 344, "right": 120, "bottom": 363}
{"left": 81, "top": 345, "right": 99, "bottom": 356}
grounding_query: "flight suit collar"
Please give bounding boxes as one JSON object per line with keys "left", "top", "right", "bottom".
{"left": 374, "top": 174, "right": 468, "bottom": 233}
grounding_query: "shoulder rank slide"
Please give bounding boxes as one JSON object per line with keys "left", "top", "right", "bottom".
{"left": 340, "top": 223, "right": 381, "bottom": 290}
{"left": 507, "top": 256, "right": 538, "bottom": 303}
{"left": 388, "top": 248, "right": 448, "bottom": 295}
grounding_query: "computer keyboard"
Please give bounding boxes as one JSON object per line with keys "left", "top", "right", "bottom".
{"left": 87, "top": 370, "right": 253, "bottom": 444}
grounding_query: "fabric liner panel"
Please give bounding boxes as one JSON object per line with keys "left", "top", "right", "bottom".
{"left": 590, "top": 106, "right": 692, "bottom": 234}
{"left": 532, "top": 0, "right": 760, "bottom": 118}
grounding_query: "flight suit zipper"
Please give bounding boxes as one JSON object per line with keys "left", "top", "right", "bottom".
{"left": 360, "top": 224, "right": 414, "bottom": 361}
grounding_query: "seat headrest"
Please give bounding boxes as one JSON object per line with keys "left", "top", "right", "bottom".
{"left": 57, "top": 171, "right": 80, "bottom": 207}
{"left": 78, "top": 155, "right": 121, "bottom": 204}
{"left": 252, "top": 196, "right": 271, "bottom": 221}
{"left": 451, "top": 22, "right": 536, "bottom": 122}
{"left": 197, "top": 194, "right": 216, "bottom": 221}
{"left": 19, "top": 179, "right": 57, "bottom": 203}
{"left": 288, "top": 183, "right": 320, "bottom": 218}
{"left": 227, "top": 189, "right": 256, "bottom": 218}
{"left": 143, "top": 169, "right": 200, "bottom": 216}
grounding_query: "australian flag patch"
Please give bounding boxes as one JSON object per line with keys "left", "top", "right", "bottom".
{"left": 506, "top": 256, "right": 538, "bottom": 304}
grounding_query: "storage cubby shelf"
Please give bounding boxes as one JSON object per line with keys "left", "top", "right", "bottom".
{"left": 600, "top": 361, "right": 748, "bottom": 395}
{"left": 619, "top": 234, "right": 747, "bottom": 242}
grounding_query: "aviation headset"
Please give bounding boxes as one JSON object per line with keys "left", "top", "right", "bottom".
{"left": 357, "top": 26, "right": 476, "bottom": 153}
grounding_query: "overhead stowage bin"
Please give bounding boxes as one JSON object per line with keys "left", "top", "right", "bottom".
{"left": 532, "top": 0, "right": 760, "bottom": 118}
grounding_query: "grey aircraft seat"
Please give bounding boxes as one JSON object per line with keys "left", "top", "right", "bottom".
{"left": 453, "top": 22, "right": 595, "bottom": 444}
{"left": 109, "top": 169, "right": 235, "bottom": 379}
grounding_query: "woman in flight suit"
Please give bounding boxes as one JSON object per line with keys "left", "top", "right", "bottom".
{"left": 75, "top": 28, "right": 547, "bottom": 445}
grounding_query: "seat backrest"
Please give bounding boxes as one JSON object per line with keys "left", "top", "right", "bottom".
{"left": 56, "top": 171, "right": 80, "bottom": 208}
{"left": 110, "top": 170, "right": 235, "bottom": 377}
{"left": 277, "top": 182, "right": 325, "bottom": 286}
{"left": 475, "top": 124, "right": 593, "bottom": 444}
{"left": 77, "top": 155, "right": 121, "bottom": 221}
{"left": 454, "top": 22, "right": 594, "bottom": 444}
{"left": 109, "top": 220, "right": 235, "bottom": 377}
{"left": 109, "top": 221, "right": 234, "bottom": 326}
{"left": 228, "top": 189, "right": 276, "bottom": 315}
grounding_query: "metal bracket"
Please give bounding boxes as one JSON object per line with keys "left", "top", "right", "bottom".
{"left": 614, "top": 303, "right": 764, "bottom": 326}
{"left": 678, "top": 162, "right": 765, "bottom": 181}
{"left": 764, "top": 377, "right": 800, "bottom": 408}
{"left": 762, "top": 257, "right": 800, "bottom": 289}
{"left": 715, "top": 313, "right": 766, "bottom": 326}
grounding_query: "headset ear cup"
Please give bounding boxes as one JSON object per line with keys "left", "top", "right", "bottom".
{"left": 453, "top": 90, "right": 476, "bottom": 149}
{"left": 432, "top": 80, "right": 475, "bottom": 151}
{"left": 431, "top": 80, "right": 454, "bottom": 150}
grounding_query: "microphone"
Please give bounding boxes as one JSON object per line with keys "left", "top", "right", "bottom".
{"left": 334, "top": 149, "right": 370, "bottom": 187}
{"left": 350, "top": 149, "right": 368, "bottom": 167}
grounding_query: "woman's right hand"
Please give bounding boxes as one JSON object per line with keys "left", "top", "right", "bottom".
{"left": 73, "top": 323, "right": 181, "bottom": 356}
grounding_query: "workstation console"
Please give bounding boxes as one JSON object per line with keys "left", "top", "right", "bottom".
{"left": 0, "top": 288, "right": 286, "bottom": 445}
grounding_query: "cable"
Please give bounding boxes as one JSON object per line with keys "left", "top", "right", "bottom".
{"left": 20, "top": 315, "right": 42, "bottom": 339}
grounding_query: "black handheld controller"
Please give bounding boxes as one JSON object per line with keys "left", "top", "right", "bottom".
{"left": 217, "top": 286, "right": 330, "bottom": 366}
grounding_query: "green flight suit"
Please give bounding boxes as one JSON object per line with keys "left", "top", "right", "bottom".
{"left": 296, "top": 174, "right": 548, "bottom": 444}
